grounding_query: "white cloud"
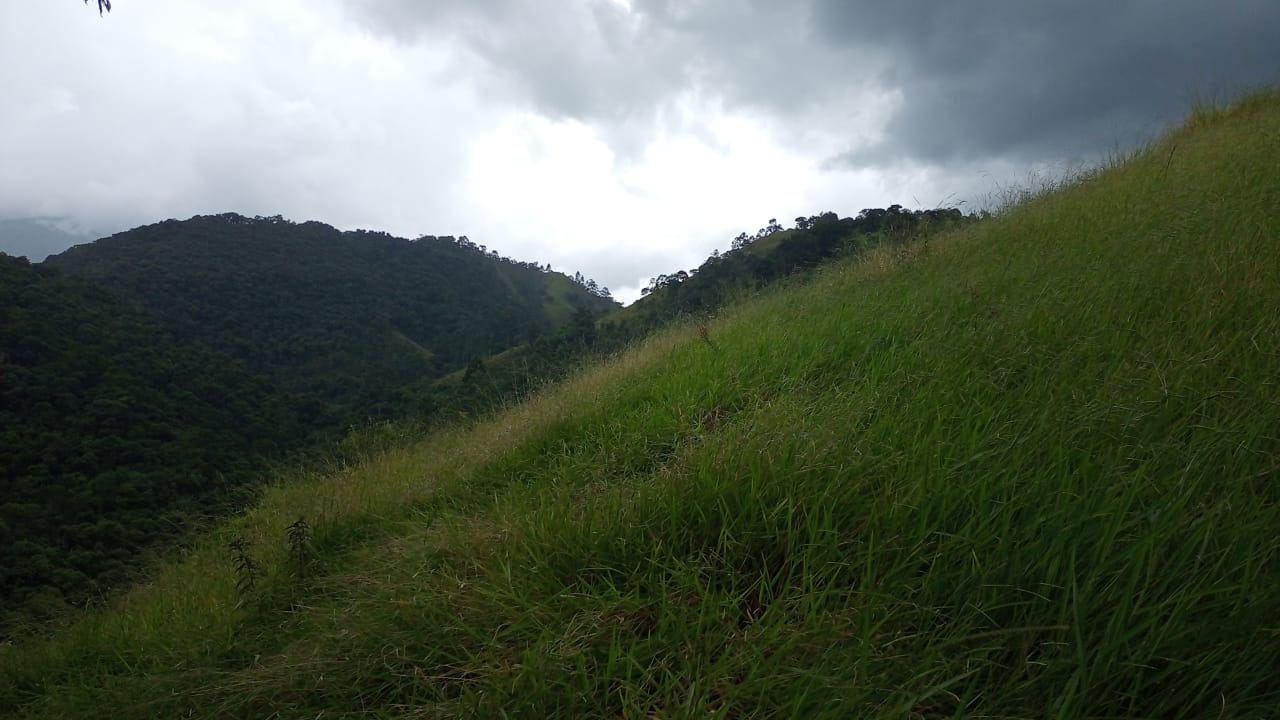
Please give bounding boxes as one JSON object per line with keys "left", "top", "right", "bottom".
{"left": 2, "top": 1, "right": 482, "bottom": 231}
{"left": 458, "top": 90, "right": 903, "bottom": 302}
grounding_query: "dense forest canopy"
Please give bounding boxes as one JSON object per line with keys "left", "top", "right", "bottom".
{"left": 0, "top": 253, "right": 295, "bottom": 628}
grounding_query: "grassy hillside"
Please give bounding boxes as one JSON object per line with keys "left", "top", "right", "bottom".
{"left": 3, "top": 91, "right": 1279, "bottom": 718}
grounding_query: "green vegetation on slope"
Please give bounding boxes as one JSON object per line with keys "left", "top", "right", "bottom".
{"left": 4, "top": 90, "right": 1279, "bottom": 718}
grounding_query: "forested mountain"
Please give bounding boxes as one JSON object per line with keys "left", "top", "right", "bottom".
{"left": 3, "top": 214, "right": 615, "bottom": 635}
{"left": 0, "top": 253, "right": 300, "bottom": 628}
{"left": 46, "top": 213, "right": 617, "bottom": 430}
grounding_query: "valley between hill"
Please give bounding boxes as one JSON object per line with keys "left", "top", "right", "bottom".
{"left": 3, "top": 90, "right": 1278, "bottom": 718}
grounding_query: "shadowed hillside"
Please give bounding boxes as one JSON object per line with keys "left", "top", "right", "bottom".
{"left": 0, "top": 254, "right": 298, "bottom": 631}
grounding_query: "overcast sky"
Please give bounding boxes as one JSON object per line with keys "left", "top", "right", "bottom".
{"left": 2, "top": 1, "right": 1276, "bottom": 302}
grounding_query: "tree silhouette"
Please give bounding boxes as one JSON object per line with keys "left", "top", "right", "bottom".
{"left": 85, "top": 0, "right": 112, "bottom": 16}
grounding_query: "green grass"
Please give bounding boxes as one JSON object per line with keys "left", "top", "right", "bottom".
{"left": 3, "top": 89, "right": 1280, "bottom": 718}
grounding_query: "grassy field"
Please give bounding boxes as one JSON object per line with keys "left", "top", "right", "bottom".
{"left": 2, "top": 90, "right": 1278, "bottom": 718}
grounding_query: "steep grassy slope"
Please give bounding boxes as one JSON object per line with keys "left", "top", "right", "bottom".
{"left": 4, "top": 91, "right": 1279, "bottom": 718}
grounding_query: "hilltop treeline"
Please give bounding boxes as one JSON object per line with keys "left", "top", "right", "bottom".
{"left": 629, "top": 206, "right": 969, "bottom": 323}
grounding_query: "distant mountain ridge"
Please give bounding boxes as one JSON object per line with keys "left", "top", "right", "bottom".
{"left": 0, "top": 217, "right": 91, "bottom": 262}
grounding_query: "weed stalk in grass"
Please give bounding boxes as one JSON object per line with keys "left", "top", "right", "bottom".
{"left": 286, "top": 517, "right": 314, "bottom": 580}
{"left": 227, "top": 536, "right": 259, "bottom": 599}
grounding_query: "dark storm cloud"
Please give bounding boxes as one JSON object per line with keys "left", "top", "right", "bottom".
{"left": 348, "top": 0, "right": 1280, "bottom": 166}
{"left": 346, "top": 0, "right": 684, "bottom": 119}
{"left": 344, "top": 0, "right": 870, "bottom": 124}
{"left": 811, "top": 0, "right": 1280, "bottom": 164}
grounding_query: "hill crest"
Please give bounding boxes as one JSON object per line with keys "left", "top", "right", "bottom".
{"left": 46, "top": 211, "right": 618, "bottom": 426}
